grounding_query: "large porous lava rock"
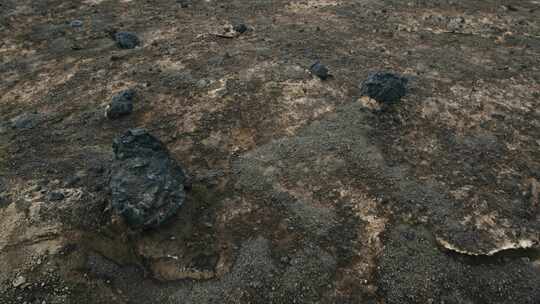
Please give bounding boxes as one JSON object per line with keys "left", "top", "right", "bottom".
{"left": 360, "top": 72, "right": 408, "bottom": 104}
{"left": 110, "top": 128, "right": 187, "bottom": 229}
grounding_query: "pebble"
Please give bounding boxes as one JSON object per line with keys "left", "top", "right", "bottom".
{"left": 196, "top": 79, "right": 210, "bottom": 89}
{"left": 105, "top": 89, "right": 136, "bottom": 119}
{"left": 70, "top": 20, "right": 83, "bottom": 28}
{"left": 447, "top": 17, "right": 465, "bottom": 31}
{"left": 233, "top": 23, "right": 248, "bottom": 34}
{"left": 177, "top": 0, "right": 191, "bottom": 7}
{"left": 310, "top": 62, "right": 329, "bottom": 80}
{"left": 114, "top": 32, "right": 140, "bottom": 49}
{"left": 10, "top": 112, "right": 40, "bottom": 130}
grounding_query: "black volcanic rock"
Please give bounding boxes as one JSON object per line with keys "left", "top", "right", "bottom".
{"left": 233, "top": 23, "right": 248, "bottom": 34}
{"left": 110, "top": 128, "right": 187, "bottom": 229}
{"left": 114, "top": 32, "right": 140, "bottom": 49}
{"left": 360, "top": 72, "right": 408, "bottom": 104}
{"left": 105, "top": 89, "right": 135, "bottom": 119}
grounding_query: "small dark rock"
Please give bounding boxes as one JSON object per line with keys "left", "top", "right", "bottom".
{"left": 65, "top": 175, "right": 81, "bottom": 187}
{"left": 70, "top": 20, "right": 83, "bottom": 28}
{"left": 47, "top": 191, "right": 65, "bottom": 201}
{"left": 114, "top": 32, "right": 140, "bottom": 49}
{"left": 10, "top": 112, "right": 41, "bottom": 130}
{"left": 177, "top": 0, "right": 191, "bottom": 8}
{"left": 233, "top": 23, "right": 248, "bottom": 34}
{"left": 110, "top": 128, "right": 187, "bottom": 229}
{"left": 105, "top": 89, "right": 135, "bottom": 119}
{"left": 360, "top": 72, "right": 408, "bottom": 104}
{"left": 310, "top": 62, "right": 329, "bottom": 80}
{"left": 447, "top": 17, "right": 465, "bottom": 31}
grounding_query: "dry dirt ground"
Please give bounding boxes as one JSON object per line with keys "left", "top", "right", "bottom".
{"left": 1, "top": 0, "right": 540, "bottom": 303}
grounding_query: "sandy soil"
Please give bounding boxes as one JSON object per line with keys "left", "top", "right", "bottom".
{"left": 1, "top": 0, "right": 540, "bottom": 303}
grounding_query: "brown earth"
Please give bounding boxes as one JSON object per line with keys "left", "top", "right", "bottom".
{"left": 1, "top": 0, "right": 540, "bottom": 303}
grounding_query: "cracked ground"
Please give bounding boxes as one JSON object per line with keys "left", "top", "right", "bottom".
{"left": 1, "top": 0, "right": 540, "bottom": 303}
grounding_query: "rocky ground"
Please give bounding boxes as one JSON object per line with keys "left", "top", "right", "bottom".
{"left": 1, "top": 0, "right": 540, "bottom": 303}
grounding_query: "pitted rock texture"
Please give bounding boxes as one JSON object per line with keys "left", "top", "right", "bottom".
{"left": 105, "top": 89, "right": 135, "bottom": 119}
{"left": 360, "top": 72, "right": 408, "bottom": 104}
{"left": 110, "top": 128, "right": 186, "bottom": 229}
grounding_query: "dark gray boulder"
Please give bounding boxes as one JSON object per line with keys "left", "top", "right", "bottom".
{"left": 233, "top": 23, "right": 248, "bottom": 34}
{"left": 310, "top": 62, "right": 329, "bottom": 80}
{"left": 114, "top": 32, "right": 140, "bottom": 49}
{"left": 360, "top": 72, "right": 408, "bottom": 104}
{"left": 105, "top": 89, "right": 135, "bottom": 119}
{"left": 110, "top": 128, "right": 187, "bottom": 229}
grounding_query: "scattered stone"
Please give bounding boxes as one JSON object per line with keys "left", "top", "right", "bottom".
{"left": 196, "top": 79, "right": 210, "bottom": 89}
{"left": 310, "top": 62, "right": 329, "bottom": 80}
{"left": 177, "top": 0, "right": 191, "bottom": 7}
{"left": 360, "top": 72, "right": 408, "bottom": 104}
{"left": 110, "top": 128, "right": 187, "bottom": 229}
{"left": 70, "top": 20, "right": 83, "bottom": 28}
{"left": 504, "top": 5, "right": 519, "bottom": 11}
{"left": 114, "top": 32, "right": 140, "bottom": 49}
{"left": 12, "top": 276, "right": 26, "bottom": 288}
{"left": 233, "top": 23, "right": 248, "bottom": 34}
{"left": 10, "top": 112, "right": 40, "bottom": 130}
{"left": 105, "top": 89, "right": 135, "bottom": 119}
{"left": 65, "top": 175, "right": 81, "bottom": 187}
{"left": 47, "top": 191, "right": 65, "bottom": 201}
{"left": 447, "top": 17, "right": 465, "bottom": 32}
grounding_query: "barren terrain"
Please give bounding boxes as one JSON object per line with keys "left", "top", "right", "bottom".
{"left": 1, "top": 0, "right": 540, "bottom": 303}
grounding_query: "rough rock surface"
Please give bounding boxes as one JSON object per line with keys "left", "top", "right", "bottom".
{"left": 114, "top": 32, "right": 140, "bottom": 49}
{"left": 105, "top": 89, "right": 135, "bottom": 119}
{"left": 310, "top": 62, "right": 329, "bottom": 80}
{"left": 110, "top": 128, "right": 187, "bottom": 229}
{"left": 360, "top": 72, "right": 408, "bottom": 104}
{"left": 232, "top": 23, "right": 248, "bottom": 34}
{"left": 9, "top": 112, "right": 41, "bottom": 130}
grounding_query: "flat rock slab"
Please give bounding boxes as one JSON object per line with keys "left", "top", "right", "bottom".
{"left": 110, "top": 128, "right": 186, "bottom": 229}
